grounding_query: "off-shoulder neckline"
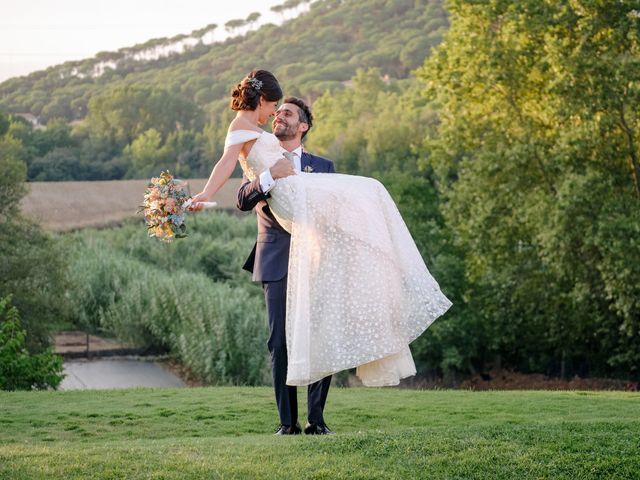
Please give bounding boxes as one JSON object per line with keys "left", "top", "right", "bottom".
{"left": 227, "top": 129, "right": 264, "bottom": 135}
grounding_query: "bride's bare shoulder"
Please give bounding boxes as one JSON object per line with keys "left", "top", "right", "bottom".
{"left": 228, "top": 118, "right": 262, "bottom": 134}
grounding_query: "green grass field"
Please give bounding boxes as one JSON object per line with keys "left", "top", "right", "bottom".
{"left": 1, "top": 387, "right": 638, "bottom": 479}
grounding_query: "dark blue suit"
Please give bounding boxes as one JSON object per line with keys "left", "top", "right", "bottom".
{"left": 237, "top": 150, "right": 335, "bottom": 428}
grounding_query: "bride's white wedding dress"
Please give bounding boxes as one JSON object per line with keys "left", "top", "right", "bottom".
{"left": 226, "top": 130, "right": 452, "bottom": 386}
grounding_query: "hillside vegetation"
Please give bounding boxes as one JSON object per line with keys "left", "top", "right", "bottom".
{"left": 0, "top": 0, "right": 446, "bottom": 119}
{"left": 0, "top": 0, "right": 447, "bottom": 181}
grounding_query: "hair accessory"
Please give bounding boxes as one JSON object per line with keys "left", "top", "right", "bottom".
{"left": 248, "top": 77, "right": 263, "bottom": 90}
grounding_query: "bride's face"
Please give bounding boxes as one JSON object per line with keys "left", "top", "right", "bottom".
{"left": 257, "top": 98, "right": 278, "bottom": 125}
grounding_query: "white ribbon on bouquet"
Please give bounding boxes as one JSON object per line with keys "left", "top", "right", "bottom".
{"left": 182, "top": 198, "right": 217, "bottom": 211}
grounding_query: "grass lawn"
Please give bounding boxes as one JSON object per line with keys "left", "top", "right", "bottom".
{"left": 1, "top": 387, "right": 638, "bottom": 479}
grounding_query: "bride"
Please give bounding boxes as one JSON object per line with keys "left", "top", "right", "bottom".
{"left": 190, "top": 70, "right": 452, "bottom": 387}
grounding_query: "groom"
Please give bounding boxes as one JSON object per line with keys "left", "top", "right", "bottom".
{"left": 237, "top": 97, "right": 335, "bottom": 435}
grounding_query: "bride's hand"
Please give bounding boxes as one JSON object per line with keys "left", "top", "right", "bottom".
{"left": 188, "top": 192, "right": 209, "bottom": 211}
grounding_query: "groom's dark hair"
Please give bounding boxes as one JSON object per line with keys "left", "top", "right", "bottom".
{"left": 284, "top": 96, "right": 313, "bottom": 139}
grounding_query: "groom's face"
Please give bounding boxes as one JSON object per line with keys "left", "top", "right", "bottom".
{"left": 273, "top": 104, "right": 307, "bottom": 141}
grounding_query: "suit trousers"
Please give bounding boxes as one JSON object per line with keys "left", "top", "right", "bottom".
{"left": 263, "top": 276, "right": 331, "bottom": 427}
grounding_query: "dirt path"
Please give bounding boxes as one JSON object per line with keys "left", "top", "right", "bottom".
{"left": 60, "top": 359, "right": 186, "bottom": 390}
{"left": 54, "top": 331, "right": 188, "bottom": 390}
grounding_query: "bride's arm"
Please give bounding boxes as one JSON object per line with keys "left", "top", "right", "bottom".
{"left": 191, "top": 142, "right": 244, "bottom": 206}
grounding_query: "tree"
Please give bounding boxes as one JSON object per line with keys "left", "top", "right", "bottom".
{"left": 282, "top": 0, "right": 304, "bottom": 17}
{"left": 0, "top": 114, "right": 71, "bottom": 351}
{"left": 40, "top": 95, "right": 73, "bottom": 123}
{"left": 191, "top": 23, "right": 217, "bottom": 43}
{"left": 270, "top": 4, "right": 286, "bottom": 20}
{"left": 225, "top": 18, "right": 246, "bottom": 36}
{"left": 125, "top": 128, "right": 163, "bottom": 173}
{"left": 0, "top": 296, "right": 64, "bottom": 391}
{"left": 420, "top": 0, "right": 640, "bottom": 378}
{"left": 30, "top": 117, "right": 75, "bottom": 157}
{"left": 29, "top": 148, "right": 84, "bottom": 181}
{"left": 0, "top": 115, "right": 27, "bottom": 220}
{"left": 246, "top": 12, "right": 261, "bottom": 29}
{"left": 86, "top": 86, "right": 202, "bottom": 149}
{"left": 307, "top": 69, "right": 429, "bottom": 176}
{"left": 0, "top": 112, "right": 9, "bottom": 136}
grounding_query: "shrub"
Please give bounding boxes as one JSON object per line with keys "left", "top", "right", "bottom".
{"left": 0, "top": 296, "right": 64, "bottom": 391}
{"left": 66, "top": 213, "right": 269, "bottom": 385}
{"left": 1, "top": 114, "right": 72, "bottom": 351}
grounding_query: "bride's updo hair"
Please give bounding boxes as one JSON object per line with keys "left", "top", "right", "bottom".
{"left": 230, "top": 70, "right": 283, "bottom": 111}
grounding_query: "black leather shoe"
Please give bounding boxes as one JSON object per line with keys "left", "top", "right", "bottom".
{"left": 274, "top": 423, "right": 302, "bottom": 435}
{"left": 304, "top": 423, "right": 334, "bottom": 435}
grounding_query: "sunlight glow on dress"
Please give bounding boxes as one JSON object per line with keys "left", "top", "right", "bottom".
{"left": 226, "top": 130, "right": 452, "bottom": 386}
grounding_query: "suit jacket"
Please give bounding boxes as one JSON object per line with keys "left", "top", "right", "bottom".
{"left": 237, "top": 150, "right": 335, "bottom": 282}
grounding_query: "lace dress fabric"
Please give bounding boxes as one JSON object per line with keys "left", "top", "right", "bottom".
{"left": 226, "top": 130, "right": 452, "bottom": 386}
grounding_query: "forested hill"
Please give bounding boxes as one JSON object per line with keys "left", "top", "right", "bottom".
{"left": 0, "top": 0, "right": 446, "bottom": 123}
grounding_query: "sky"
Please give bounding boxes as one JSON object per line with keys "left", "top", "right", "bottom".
{"left": 0, "top": 0, "right": 285, "bottom": 83}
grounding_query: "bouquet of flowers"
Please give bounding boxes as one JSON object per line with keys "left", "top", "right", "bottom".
{"left": 140, "top": 171, "right": 191, "bottom": 241}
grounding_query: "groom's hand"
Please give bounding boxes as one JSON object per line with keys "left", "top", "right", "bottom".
{"left": 270, "top": 157, "right": 296, "bottom": 180}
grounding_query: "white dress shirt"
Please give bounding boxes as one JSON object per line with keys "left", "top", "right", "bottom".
{"left": 259, "top": 145, "right": 303, "bottom": 194}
